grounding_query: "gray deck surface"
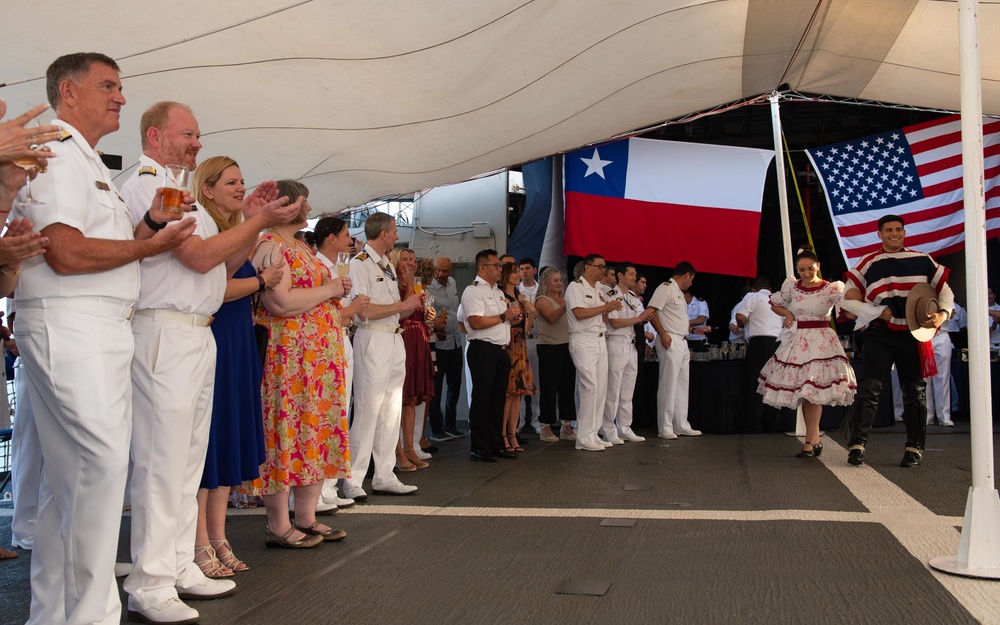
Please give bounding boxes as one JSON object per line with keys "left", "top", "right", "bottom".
{"left": 3, "top": 423, "right": 1000, "bottom": 625}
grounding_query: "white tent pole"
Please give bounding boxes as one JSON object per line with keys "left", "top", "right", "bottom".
{"left": 770, "top": 93, "right": 808, "bottom": 438}
{"left": 930, "top": 0, "right": 1000, "bottom": 579}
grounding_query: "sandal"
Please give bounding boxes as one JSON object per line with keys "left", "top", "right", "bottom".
{"left": 0, "top": 546, "right": 17, "bottom": 559}
{"left": 505, "top": 435, "right": 524, "bottom": 453}
{"left": 194, "top": 544, "right": 233, "bottom": 578}
{"left": 403, "top": 448, "right": 429, "bottom": 469}
{"left": 210, "top": 539, "right": 248, "bottom": 572}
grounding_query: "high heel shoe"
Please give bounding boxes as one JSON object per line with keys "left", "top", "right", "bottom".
{"left": 796, "top": 442, "right": 816, "bottom": 458}
{"left": 209, "top": 539, "right": 248, "bottom": 572}
{"left": 395, "top": 459, "right": 417, "bottom": 472}
{"left": 194, "top": 544, "right": 234, "bottom": 578}
{"left": 812, "top": 442, "right": 824, "bottom": 457}
{"left": 505, "top": 435, "right": 524, "bottom": 453}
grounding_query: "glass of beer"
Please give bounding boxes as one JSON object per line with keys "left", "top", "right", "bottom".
{"left": 161, "top": 164, "right": 191, "bottom": 216}
{"left": 336, "top": 252, "right": 351, "bottom": 278}
{"left": 413, "top": 276, "right": 423, "bottom": 294}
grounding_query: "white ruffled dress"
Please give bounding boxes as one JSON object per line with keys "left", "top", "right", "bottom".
{"left": 757, "top": 278, "right": 857, "bottom": 409}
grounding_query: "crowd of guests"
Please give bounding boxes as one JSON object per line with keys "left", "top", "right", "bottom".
{"left": 0, "top": 51, "right": 966, "bottom": 625}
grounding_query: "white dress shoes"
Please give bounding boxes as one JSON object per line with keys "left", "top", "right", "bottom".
{"left": 414, "top": 448, "right": 433, "bottom": 460}
{"left": 10, "top": 536, "right": 33, "bottom": 550}
{"left": 605, "top": 435, "right": 626, "bottom": 445}
{"left": 128, "top": 597, "right": 200, "bottom": 625}
{"left": 620, "top": 429, "right": 646, "bottom": 442}
{"left": 342, "top": 485, "right": 368, "bottom": 501}
{"left": 658, "top": 432, "right": 678, "bottom": 440}
{"left": 323, "top": 493, "right": 355, "bottom": 508}
{"left": 372, "top": 481, "right": 418, "bottom": 495}
{"left": 677, "top": 429, "right": 702, "bottom": 436}
{"left": 575, "top": 439, "right": 605, "bottom": 452}
{"left": 176, "top": 576, "right": 237, "bottom": 600}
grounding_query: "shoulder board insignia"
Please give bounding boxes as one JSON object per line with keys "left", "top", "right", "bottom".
{"left": 95, "top": 181, "right": 111, "bottom": 191}
{"left": 607, "top": 288, "right": 617, "bottom": 297}
{"left": 355, "top": 252, "right": 369, "bottom": 262}
{"left": 574, "top": 278, "right": 582, "bottom": 283}
{"left": 57, "top": 129, "right": 73, "bottom": 142}
{"left": 138, "top": 166, "right": 158, "bottom": 176}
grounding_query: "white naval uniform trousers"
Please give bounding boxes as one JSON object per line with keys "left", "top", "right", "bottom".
{"left": 655, "top": 334, "right": 692, "bottom": 436}
{"left": 926, "top": 331, "right": 953, "bottom": 423}
{"left": 18, "top": 303, "right": 134, "bottom": 625}
{"left": 346, "top": 328, "right": 406, "bottom": 490}
{"left": 10, "top": 362, "right": 40, "bottom": 545}
{"left": 322, "top": 332, "right": 353, "bottom": 501}
{"left": 568, "top": 332, "right": 608, "bottom": 445}
{"left": 604, "top": 334, "right": 638, "bottom": 438}
{"left": 124, "top": 316, "right": 217, "bottom": 610}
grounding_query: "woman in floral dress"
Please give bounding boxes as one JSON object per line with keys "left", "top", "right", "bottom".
{"left": 758, "top": 250, "right": 857, "bottom": 458}
{"left": 252, "top": 180, "right": 351, "bottom": 548}
{"left": 501, "top": 261, "right": 536, "bottom": 452}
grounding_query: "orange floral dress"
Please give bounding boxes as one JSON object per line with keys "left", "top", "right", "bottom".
{"left": 253, "top": 232, "right": 350, "bottom": 494}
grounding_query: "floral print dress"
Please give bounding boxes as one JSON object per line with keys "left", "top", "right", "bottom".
{"left": 757, "top": 278, "right": 857, "bottom": 409}
{"left": 254, "top": 232, "right": 351, "bottom": 494}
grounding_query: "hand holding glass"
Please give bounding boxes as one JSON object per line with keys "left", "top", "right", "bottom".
{"left": 336, "top": 252, "right": 351, "bottom": 278}
{"left": 161, "top": 164, "right": 191, "bottom": 216}
{"left": 14, "top": 121, "right": 44, "bottom": 205}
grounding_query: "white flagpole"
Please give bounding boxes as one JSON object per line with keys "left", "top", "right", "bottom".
{"left": 770, "top": 93, "right": 808, "bottom": 437}
{"left": 929, "top": 0, "right": 1000, "bottom": 579}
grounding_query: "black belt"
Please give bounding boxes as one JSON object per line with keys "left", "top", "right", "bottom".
{"left": 470, "top": 339, "right": 507, "bottom": 350}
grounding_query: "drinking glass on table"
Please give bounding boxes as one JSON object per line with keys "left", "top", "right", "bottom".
{"left": 161, "top": 164, "right": 191, "bottom": 216}
{"left": 721, "top": 341, "right": 730, "bottom": 360}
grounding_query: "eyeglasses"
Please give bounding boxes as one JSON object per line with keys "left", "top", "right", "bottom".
{"left": 587, "top": 263, "right": 606, "bottom": 270}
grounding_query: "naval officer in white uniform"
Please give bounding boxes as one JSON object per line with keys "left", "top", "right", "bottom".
{"left": 12, "top": 53, "right": 195, "bottom": 625}
{"left": 121, "top": 101, "right": 301, "bottom": 623}
{"left": 603, "top": 262, "right": 651, "bottom": 444}
{"left": 344, "top": 212, "right": 422, "bottom": 500}
{"left": 566, "top": 254, "right": 621, "bottom": 452}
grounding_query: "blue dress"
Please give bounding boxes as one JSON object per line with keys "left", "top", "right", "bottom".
{"left": 200, "top": 260, "right": 267, "bottom": 489}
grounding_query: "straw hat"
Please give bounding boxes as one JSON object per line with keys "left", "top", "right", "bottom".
{"left": 905, "top": 282, "right": 940, "bottom": 342}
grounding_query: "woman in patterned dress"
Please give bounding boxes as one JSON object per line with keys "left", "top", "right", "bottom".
{"left": 251, "top": 180, "right": 351, "bottom": 548}
{"left": 500, "top": 261, "right": 536, "bottom": 452}
{"left": 757, "top": 250, "right": 857, "bottom": 458}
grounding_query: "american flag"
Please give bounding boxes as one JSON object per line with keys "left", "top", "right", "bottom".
{"left": 805, "top": 115, "right": 1000, "bottom": 267}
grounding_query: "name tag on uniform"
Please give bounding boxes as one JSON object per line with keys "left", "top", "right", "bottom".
{"left": 585, "top": 294, "right": 593, "bottom": 299}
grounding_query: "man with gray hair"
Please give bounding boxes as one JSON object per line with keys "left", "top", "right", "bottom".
{"left": 12, "top": 52, "right": 196, "bottom": 625}
{"left": 344, "top": 212, "right": 422, "bottom": 499}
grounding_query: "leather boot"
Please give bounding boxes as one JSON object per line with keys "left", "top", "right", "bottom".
{"left": 900, "top": 381, "right": 927, "bottom": 467}
{"left": 846, "top": 378, "right": 883, "bottom": 458}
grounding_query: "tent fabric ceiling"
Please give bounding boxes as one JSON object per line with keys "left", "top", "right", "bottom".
{"left": 3, "top": 0, "right": 999, "bottom": 213}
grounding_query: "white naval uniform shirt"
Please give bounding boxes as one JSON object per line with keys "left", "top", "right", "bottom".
{"left": 348, "top": 243, "right": 400, "bottom": 326}
{"left": 685, "top": 296, "right": 709, "bottom": 341}
{"left": 566, "top": 278, "right": 606, "bottom": 335}
{"left": 733, "top": 289, "right": 782, "bottom": 340}
{"left": 605, "top": 287, "right": 639, "bottom": 339}
{"left": 648, "top": 279, "right": 689, "bottom": 337}
{"left": 120, "top": 154, "right": 225, "bottom": 316}
{"left": 518, "top": 281, "right": 539, "bottom": 304}
{"left": 12, "top": 119, "right": 138, "bottom": 303}
{"left": 462, "top": 276, "right": 510, "bottom": 346}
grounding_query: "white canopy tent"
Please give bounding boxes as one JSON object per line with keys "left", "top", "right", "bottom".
{"left": 2, "top": 0, "right": 999, "bottom": 211}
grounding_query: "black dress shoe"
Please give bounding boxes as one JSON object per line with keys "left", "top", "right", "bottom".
{"left": 847, "top": 447, "right": 865, "bottom": 466}
{"left": 470, "top": 449, "right": 498, "bottom": 462}
{"left": 900, "top": 449, "right": 922, "bottom": 467}
{"left": 496, "top": 449, "right": 519, "bottom": 459}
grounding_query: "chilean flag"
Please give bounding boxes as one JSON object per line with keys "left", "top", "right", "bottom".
{"left": 563, "top": 137, "right": 774, "bottom": 277}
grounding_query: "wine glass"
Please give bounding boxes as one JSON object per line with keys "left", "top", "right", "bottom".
{"left": 14, "top": 121, "right": 44, "bottom": 205}
{"left": 721, "top": 341, "right": 730, "bottom": 360}
{"left": 335, "top": 252, "right": 351, "bottom": 278}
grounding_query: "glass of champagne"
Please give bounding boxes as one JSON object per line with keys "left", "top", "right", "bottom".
{"left": 161, "top": 164, "right": 191, "bottom": 216}
{"left": 721, "top": 340, "right": 730, "bottom": 360}
{"left": 335, "top": 252, "right": 351, "bottom": 278}
{"left": 14, "top": 122, "right": 44, "bottom": 205}
{"left": 413, "top": 276, "right": 423, "bottom": 294}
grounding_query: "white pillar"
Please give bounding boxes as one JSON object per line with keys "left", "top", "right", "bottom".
{"left": 929, "top": 0, "right": 1000, "bottom": 579}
